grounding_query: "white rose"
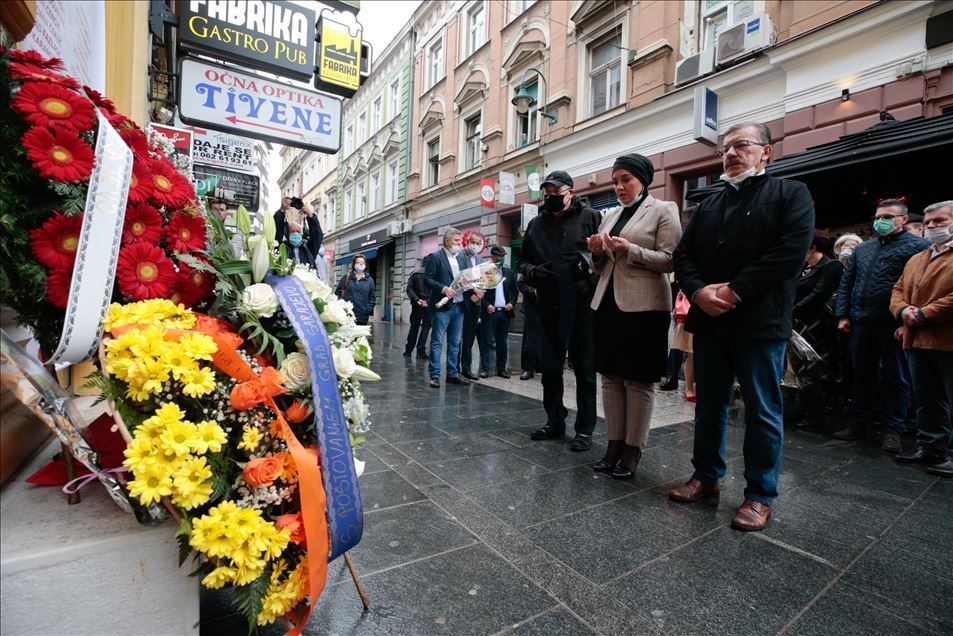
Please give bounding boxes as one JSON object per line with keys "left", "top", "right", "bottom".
{"left": 242, "top": 283, "right": 279, "bottom": 318}
{"left": 332, "top": 346, "right": 357, "bottom": 379}
{"left": 280, "top": 352, "right": 310, "bottom": 390}
{"left": 293, "top": 265, "right": 332, "bottom": 299}
{"left": 321, "top": 298, "right": 349, "bottom": 324}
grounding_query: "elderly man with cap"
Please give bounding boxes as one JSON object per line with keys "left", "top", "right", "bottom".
{"left": 586, "top": 154, "right": 681, "bottom": 479}
{"left": 519, "top": 170, "right": 601, "bottom": 451}
{"left": 479, "top": 245, "right": 520, "bottom": 378}
{"left": 670, "top": 122, "right": 815, "bottom": 531}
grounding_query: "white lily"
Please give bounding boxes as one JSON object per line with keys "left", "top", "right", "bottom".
{"left": 247, "top": 235, "right": 271, "bottom": 283}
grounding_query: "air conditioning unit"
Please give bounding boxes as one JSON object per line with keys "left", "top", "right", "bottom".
{"left": 675, "top": 48, "right": 715, "bottom": 86}
{"left": 716, "top": 13, "right": 776, "bottom": 67}
{"left": 400, "top": 219, "right": 414, "bottom": 234}
{"left": 387, "top": 221, "right": 402, "bottom": 237}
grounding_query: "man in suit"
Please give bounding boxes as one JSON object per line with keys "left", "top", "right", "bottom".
{"left": 404, "top": 257, "right": 431, "bottom": 359}
{"left": 425, "top": 227, "right": 470, "bottom": 388}
{"left": 480, "top": 246, "right": 519, "bottom": 378}
{"left": 670, "top": 122, "right": 815, "bottom": 531}
{"left": 458, "top": 231, "right": 487, "bottom": 380}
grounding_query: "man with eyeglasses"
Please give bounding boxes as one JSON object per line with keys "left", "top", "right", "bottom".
{"left": 833, "top": 199, "right": 930, "bottom": 450}
{"left": 519, "top": 171, "right": 601, "bottom": 451}
{"left": 670, "top": 122, "right": 814, "bottom": 531}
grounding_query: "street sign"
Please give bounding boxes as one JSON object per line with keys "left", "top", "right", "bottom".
{"left": 178, "top": 0, "right": 316, "bottom": 80}
{"left": 178, "top": 57, "right": 343, "bottom": 153}
{"left": 193, "top": 164, "right": 261, "bottom": 211}
{"left": 187, "top": 127, "right": 255, "bottom": 172}
{"left": 693, "top": 86, "right": 718, "bottom": 145}
{"left": 316, "top": 16, "right": 361, "bottom": 96}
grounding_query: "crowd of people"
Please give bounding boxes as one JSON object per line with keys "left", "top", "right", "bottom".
{"left": 219, "top": 121, "right": 950, "bottom": 535}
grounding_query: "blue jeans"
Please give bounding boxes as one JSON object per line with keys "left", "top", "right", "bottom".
{"left": 847, "top": 321, "right": 909, "bottom": 432}
{"left": 429, "top": 303, "right": 464, "bottom": 381}
{"left": 691, "top": 334, "right": 787, "bottom": 505}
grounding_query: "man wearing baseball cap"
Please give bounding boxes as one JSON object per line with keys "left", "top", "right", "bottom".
{"left": 519, "top": 170, "right": 601, "bottom": 451}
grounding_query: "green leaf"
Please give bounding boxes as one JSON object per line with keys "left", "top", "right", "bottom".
{"left": 218, "top": 260, "right": 253, "bottom": 275}
{"left": 175, "top": 515, "right": 194, "bottom": 567}
{"left": 233, "top": 567, "right": 271, "bottom": 634}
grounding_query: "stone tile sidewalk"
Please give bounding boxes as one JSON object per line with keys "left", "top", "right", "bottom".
{"left": 205, "top": 324, "right": 952, "bottom": 635}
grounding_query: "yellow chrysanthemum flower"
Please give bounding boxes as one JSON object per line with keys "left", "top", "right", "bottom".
{"left": 194, "top": 421, "right": 227, "bottom": 454}
{"left": 122, "top": 437, "right": 156, "bottom": 468}
{"left": 202, "top": 565, "right": 238, "bottom": 590}
{"left": 181, "top": 367, "right": 216, "bottom": 398}
{"left": 160, "top": 418, "right": 200, "bottom": 456}
{"left": 161, "top": 348, "right": 199, "bottom": 381}
{"left": 232, "top": 560, "right": 266, "bottom": 586}
{"left": 151, "top": 402, "right": 186, "bottom": 426}
{"left": 238, "top": 425, "right": 263, "bottom": 452}
{"left": 178, "top": 332, "right": 217, "bottom": 361}
{"left": 171, "top": 456, "right": 213, "bottom": 509}
{"left": 127, "top": 463, "right": 173, "bottom": 505}
{"left": 190, "top": 518, "right": 238, "bottom": 558}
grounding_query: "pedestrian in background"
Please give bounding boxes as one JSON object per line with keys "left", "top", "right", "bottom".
{"left": 403, "top": 256, "right": 431, "bottom": 359}
{"left": 670, "top": 122, "right": 815, "bottom": 532}
{"left": 517, "top": 272, "right": 539, "bottom": 380}
{"left": 904, "top": 212, "right": 925, "bottom": 237}
{"left": 335, "top": 254, "right": 376, "bottom": 326}
{"left": 587, "top": 153, "right": 681, "bottom": 478}
{"left": 833, "top": 198, "right": 930, "bottom": 451}
{"left": 670, "top": 290, "right": 696, "bottom": 402}
{"left": 834, "top": 233, "right": 862, "bottom": 268}
{"left": 458, "top": 231, "right": 487, "bottom": 380}
{"left": 426, "top": 227, "right": 470, "bottom": 388}
{"left": 520, "top": 171, "right": 601, "bottom": 451}
{"left": 480, "top": 246, "right": 519, "bottom": 378}
{"left": 891, "top": 200, "right": 953, "bottom": 477}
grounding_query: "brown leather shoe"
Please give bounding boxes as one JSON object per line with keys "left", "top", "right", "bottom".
{"left": 668, "top": 478, "right": 720, "bottom": 503}
{"left": 731, "top": 499, "right": 772, "bottom": 531}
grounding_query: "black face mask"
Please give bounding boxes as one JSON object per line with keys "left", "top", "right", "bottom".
{"left": 542, "top": 192, "right": 567, "bottom": 215}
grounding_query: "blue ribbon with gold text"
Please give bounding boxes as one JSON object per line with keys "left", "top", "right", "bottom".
{"left": 266, "top": 274, "right": 363, "bottom": 561}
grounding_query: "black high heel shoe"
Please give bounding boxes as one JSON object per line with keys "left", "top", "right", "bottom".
{"left": 592, "top": 458, "right": 617, "bottom": 473}
{"left": 611, "top": 446, "right": 642, "bottom": 480}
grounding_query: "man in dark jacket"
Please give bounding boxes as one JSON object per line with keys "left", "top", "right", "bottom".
{"left": 517, "top": 273, "right": 539, "bottom": 380}
{"left": 480, "top": 246, "right": 519, "bottom": 378}
{"left": 404, "top": 257, "right": 431, "bottom": 359}
{"left": 519, "top": 171, "right": 601, "bottom": 451}
{"left": 669, "top": 122, "right": 815, "bottom": 532}
{"left": 833, "top": 198, "right": 930, "bottom": 450}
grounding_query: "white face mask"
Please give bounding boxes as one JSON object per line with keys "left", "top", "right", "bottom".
{"left": 354, "top": 263, "right": 366, "bottom": 272}
{"left": 450, "top": 244, "right": 463, "bottom": 255}
{"left": 923, "top": 224, "right": 952, "bottom": 244}
{"left": 721, "top": 166, "right": 759, "bottom": 186}
{"left": 467, "top": 243, "right": 482, "bottom": 255}
{"left": 838, "top": 249, "right": 854, "bottom": 260}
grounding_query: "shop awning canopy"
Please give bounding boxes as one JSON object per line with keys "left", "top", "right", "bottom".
{"left": 334, "top": 246, "right": 380, "bottom": 265}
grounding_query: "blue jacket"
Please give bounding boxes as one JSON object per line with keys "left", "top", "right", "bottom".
{"left": 335, "top": 272, "right": 376, "bottom": 322}
{"left": 834, "top": 231, "right": 930, "bottom": 324}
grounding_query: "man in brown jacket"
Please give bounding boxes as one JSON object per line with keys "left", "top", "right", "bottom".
{"left": 890, "top": 200, "right": 953, "bottom": 477}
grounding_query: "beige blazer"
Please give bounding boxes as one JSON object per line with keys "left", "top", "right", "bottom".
{"left": 590, "top": 195, "right": 682, "bottom": 312}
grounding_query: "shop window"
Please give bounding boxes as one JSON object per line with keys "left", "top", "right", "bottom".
{"left": 427, "top": 137, "right": 440, "bottom": 186}
{"left": 465, "top": 3, "right": 485, "bottom": 57}
{"left": 464, "top": 113, "right": 482, "bottom": 170}
{"left": 588, "top": 27, "right": 622, "bottom": 116}
{"left": 514, "top": 80, "right": 538, "bottom": 148}
{"left": 680, "top": 169, "right": 722, "bottom": 223}
{"left": 428, "top": 39, "right": 444, "bottom": 88}
{"left": 702, "top": 0, "right": 760, "bottom": 51}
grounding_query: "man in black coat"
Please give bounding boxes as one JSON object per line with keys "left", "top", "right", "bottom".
{"left": 403, "top": 256, "right": 431, "bottom": 359}
{"left": 479, "top": 246, "right": 520, "bottom": 378}
{"left": 669, "top": 122, "right": 815, "bottom": 532}
{"left": 519, "top": 171, "right": 601, "bottom": 451}
{"left": 517, "top": 273, "right": 539, "bottom": 380}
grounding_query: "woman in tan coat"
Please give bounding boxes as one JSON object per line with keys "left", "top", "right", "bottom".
{"left": 586, "top": 154, "right": 682, "bottom": 478}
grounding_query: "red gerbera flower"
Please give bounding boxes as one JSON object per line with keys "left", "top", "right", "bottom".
{"left": 122, "top": 203, "right": 163, "bottom": 245}
{"left": 165, "top": 212, "right": 206, "bottom": 253}
{"left": 12, "top": 82, "right": 96, "bottom": 133}
{"left": 29, "top": 211, "right": 83, "bottom": 269}
{"left": 9, "top": 50, "right": 65, "bottom": 70}
{"left": 45, "top": 267, "right": 73, "bottom": 308}
{"left": 147, "top": 158, "right": 193, "bottom": 209}
{"left": 22, "top": 126, "right": 95, "bottom": 182}
{"left": 82, "top": 85, "right": 116, "bottom": 114}
{"left": 170, "top": 262, "right": 214, "bottom": 307}
{"left": 127, "top": 159, "right": 155, "bottom": 205}
{"left": 7, "top": 62, "right": 81, "bottom": 89}
{"left": 116, "top": 243, "right": 176, "bottom": 300}
{"left": 118, "top": 125, "right": 150, "bottom": 158}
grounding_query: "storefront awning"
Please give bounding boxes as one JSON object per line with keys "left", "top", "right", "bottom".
{"left": 768, "top": 111, "right": 953, "bottom": 178}
{"left": 334, "top": 245, "right": 383, "bottom": 266}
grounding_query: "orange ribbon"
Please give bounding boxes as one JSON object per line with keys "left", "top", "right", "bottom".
{"left": 203, "top": 332, "right": 328, "bottom": 635}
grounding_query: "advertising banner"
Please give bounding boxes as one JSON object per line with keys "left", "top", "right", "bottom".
{"left": 189, "top": 127, "right": 255, "bottom": 172}
{"left": 499, "top": 171, "right": 516, "bottom": 205}
{"left": 525, "top": 164, "right": 540, "bottom": 200}
{"left": 193, "top": 164, "right": 261, "bottom": 211}
{"left": 178, "top": 58, "right": 343, "bottom": 153}
{"left": 148, "top": 124, "right": 194, "bottom": 173}
{"left": 480, "top": 178, "right": 496, "bottom": 208}
{"left": 317, "top": 17, "right": 361, "bottom": 93}
{"left": 178, "top": 0, "right": 317, "bottom": 80}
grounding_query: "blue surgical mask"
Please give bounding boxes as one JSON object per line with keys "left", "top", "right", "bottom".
{"left": 873, "top": 218, "right": 896, "bottom": 236}
{"left": 289, "top": 232, "right": 303, "bottom": 247}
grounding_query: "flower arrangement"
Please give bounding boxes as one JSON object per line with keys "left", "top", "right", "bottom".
{"left": 0, "top": 48, "right": 209, "bottom": 356}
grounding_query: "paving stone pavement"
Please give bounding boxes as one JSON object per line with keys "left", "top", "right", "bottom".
{"left": 203, "top": 323, "right": 953, "bottom": 636}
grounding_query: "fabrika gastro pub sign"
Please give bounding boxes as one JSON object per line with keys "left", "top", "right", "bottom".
{"left": 176, "top": 0, "right": 370, "bottom": 151}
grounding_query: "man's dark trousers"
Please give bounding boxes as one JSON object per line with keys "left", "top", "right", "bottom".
{"left": 460, "top": 298, "right": 486, "bottom": 374}
{"left": 480, "top": 311, "right": 511, "bottom": 373}
{"left": 692, "top": 334, "right": 787, "bottom": 505}
{"left": 908, "top": 349, "right": 953, "bottom": 459}
{"left": 405, "top": 304, "right": 431, "bottom": 355}
{"left": 539, "top": 299, "right": 596, "bottom": 436}
{"left": 848, "top": 321, "right": 909, "bottom": 432}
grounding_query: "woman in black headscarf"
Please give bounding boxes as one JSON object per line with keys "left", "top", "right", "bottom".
{"left": 586, "top": 154, "right": 682, "bottom": 478}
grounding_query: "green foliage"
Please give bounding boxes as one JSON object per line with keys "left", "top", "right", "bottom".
{"left": 207, "top": 451, "right": 234, "bottom": 503}
{"left": 238, "top": 310, "right": 287, "bottom": 365}
{"left": 233, "top": 567, "right": 271, "bottom": 635}
{"left": 175, "top": 515, "right": 194, "bottom": 567}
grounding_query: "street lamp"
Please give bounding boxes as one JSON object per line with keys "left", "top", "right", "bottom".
{"left": 511, "top": 67, "right": 558, "bottom": 124}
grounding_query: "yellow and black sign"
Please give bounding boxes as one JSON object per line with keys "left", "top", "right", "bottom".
{"left": 315, "top": 16, "right": 370, "bottom": 99}
{"left": 179, "top": 0, "right": 316, "bottom": 81}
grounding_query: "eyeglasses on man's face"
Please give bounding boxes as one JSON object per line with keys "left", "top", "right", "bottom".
{"left": 717, "top": 139, "right": 766, "bottom": 155}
